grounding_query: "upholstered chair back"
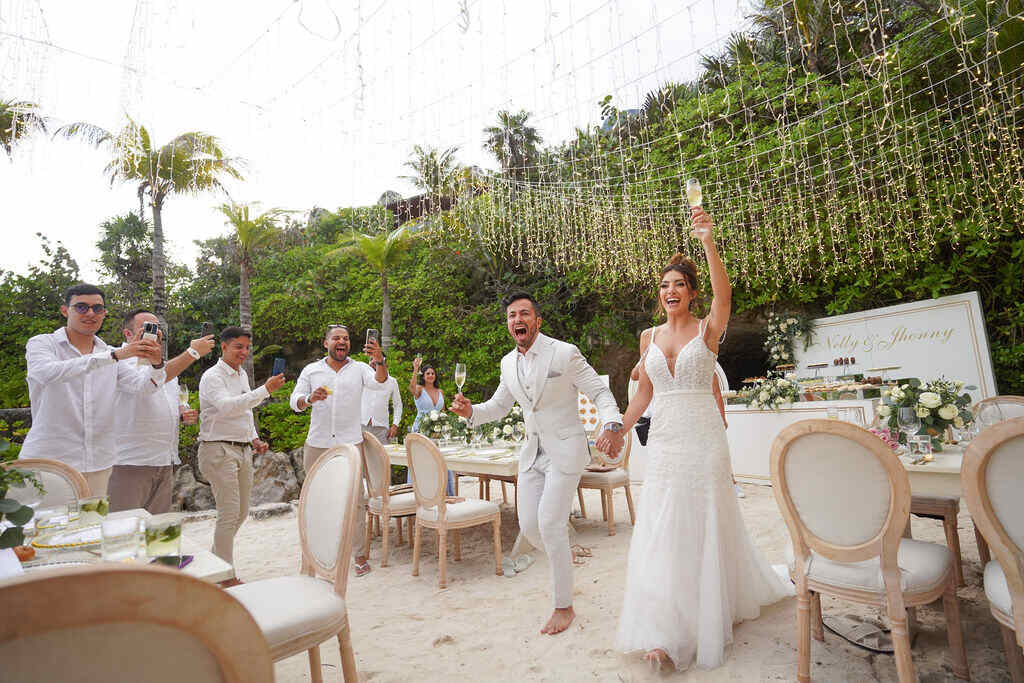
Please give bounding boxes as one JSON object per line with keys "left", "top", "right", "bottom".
{"left": 298, "top": 445, "right": 362, "bottom": 594}
{"left": 405, "top": 433, "right": 446, "bottom": 510}
{"left": 0, "top": 565, "right": 273, "bottom": 682}
{"left": 361, "top": 431, "right": 390, "bottom": 499}
{"left": 3, "top": 458, "right": 89, "bottom": 508}
{"left": 771, "top": 419, "right": 909, "bottom": 563}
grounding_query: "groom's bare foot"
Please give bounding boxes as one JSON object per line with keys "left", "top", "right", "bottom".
{"left": 540, "top": 607, "right": 575, "bottom": 635}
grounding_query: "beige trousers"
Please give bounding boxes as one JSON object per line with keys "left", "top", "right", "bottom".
{"left": 108, "top": 465, "right": 173, "bottom": 514}
{"left": 197, "top": 441, "right": 253, "bottom": 564}
{"left": 303, "top": 443, "right": 367, "bottom": 560}
{"left": 82, "top": 467, "right": 112, "bottom": 498}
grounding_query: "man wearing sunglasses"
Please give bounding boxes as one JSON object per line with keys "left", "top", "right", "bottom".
{"left": 21, "top": 283, "right": 166, "bottom": 496}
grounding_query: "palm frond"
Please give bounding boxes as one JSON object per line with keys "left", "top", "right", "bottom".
{"left": 53, "top": 121, "right": 112, "bottom": 146}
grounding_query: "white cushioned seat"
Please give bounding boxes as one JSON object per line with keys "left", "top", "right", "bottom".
{"left": 579, "top": 469, "right": 628, "bottom": 486}
{"left": 418, "top": 498, "right": 499, "bottom": 523}
{"left": 369, "top": 491, "right": 417, "bottom": 515}
{"left": 227, "top": 576, "right": 346, "bottom": 651}
{"left": 787, "top": 538, "right": 952, "bottom": 594}
{"left": 984, "top": 561, "right": 1013, "bottom": 617}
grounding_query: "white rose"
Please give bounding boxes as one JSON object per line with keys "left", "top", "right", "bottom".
{"left": 938, "top": 404, "right": 958, "bottom": 420}
{"left": 429, "top": 410, "right": 440, "bottom": 419}
{"left": 954, "top": 416, "right": 964, "bottom": 429}
{"left": 749, "top": 400, "right": 760, "bottom": 409}
{"left": 900, "top": 384, "right": 909, "bottom": 390}
{"left": 512, "top": 406, "right": 522, "bottom": 415}
{"left": 459, "top": 416, "right": 469, "bottom": 425}
{"left": 919, "top": 392, "right": 942, "bottom": 409}
{"left": 502, "top": 425, "right": 513, "bottom": 435}
{"left": 780, "top": 323, "right": 788, "bottom": 331}
{"left": 777, "top": 378, "right": 789, "bottom": 387}
{"left": 877, "top": 404, "right": 892, "bottom": 418}
{"left": 759, "top": 390, "right": 770, "bottom": 402}
{"left": 890, "top": 387, "right": 905, "bottom": 402}
{"left": 781, "top": 351, "right": 789, "bottom": 359}
{"left": 916, "top": 406, "right": 930, "bottom": 418}
{"left": 432, "top": 425, "right": 442, "bottom": 433}
{"left": 788, "top": 318, "right": 797, "bottom": 324}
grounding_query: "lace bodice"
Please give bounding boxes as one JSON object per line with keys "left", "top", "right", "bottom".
{"left": 644, "top": 323, "right": 717, "bottom": 395}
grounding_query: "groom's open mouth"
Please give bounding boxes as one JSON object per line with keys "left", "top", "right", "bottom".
{"left": 513, "top": 324, "right": 529, "bottom": 340}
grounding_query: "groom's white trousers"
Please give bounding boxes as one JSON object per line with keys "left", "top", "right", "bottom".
{"left": 516, "top": 452, "right": 582, "bottom": 609}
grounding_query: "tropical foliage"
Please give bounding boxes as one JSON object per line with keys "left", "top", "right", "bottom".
{"left": 0, "top": 97, "right": 46, "bottom": 157}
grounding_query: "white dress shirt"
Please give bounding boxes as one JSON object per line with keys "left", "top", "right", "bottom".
{"left": 21, "top": 327, "right": 166, "bottom": 473}
{"left": 290, "top": 358, "right": 389, "bottom": 447}
{"left": 114, "top": 349, "right": 182, "bottom": 467}
{"left": 360, "top": 375, "right": 402, "bottom": 427}
{"left": 516, "top": 343, "right": 541, "bottom": 402}
{"left": 198, "top": 359, "right": 268, "bottom": 443}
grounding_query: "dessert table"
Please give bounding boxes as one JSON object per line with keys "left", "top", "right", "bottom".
{"left": 8, "top": 508, "right": 234, "bottom": 584}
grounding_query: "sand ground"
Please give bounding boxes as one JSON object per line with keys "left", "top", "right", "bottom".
{"left": 185, "top": 480, "right": 1015, "bottom": 682}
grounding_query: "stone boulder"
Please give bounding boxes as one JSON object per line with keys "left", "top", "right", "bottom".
{"left": 251, "top": 451, "right": 301, "bottom": 506}
{"left": 289, "top": 447, "right": 306, "bottom": 487}
{"left": 172, "top": 465, "right": 216, "bottom": 511}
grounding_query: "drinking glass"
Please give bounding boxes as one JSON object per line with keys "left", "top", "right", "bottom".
{"left": 178, "top": 383, "right": 190, "bottom": 408}
{"left": 34, "top": 506, "right": 71, "bottom": 531}
{"left": 66, "top": 498, "right": 81, "bottom": 523}
{"left": 897, "top": 407, "right": 922, "bottom": 446}
{"left": 978, "top": 403, "right": 1005, "bottom": 429}
{"left": 454, "top": 363, "right": 467, "bottom": 393}
{"left": 145, "top": 513, "right": 184, "bottom": 565}
{"left": 825, "top": 407, "right": 839, "bottom": 420}
{"left": 79, "top": 495, "right": 109, "bottom": 525}
{"left": 513, "top": 422, "right": 526, "bottom": 443}
{"left": 101, "top": 516, "right": 142, "bottom": 562}
{"left": 685, "top": 178, "right": 703, "bottom": 208}
{"left": 440, "top": 422, "right": 452, "bottom": 446}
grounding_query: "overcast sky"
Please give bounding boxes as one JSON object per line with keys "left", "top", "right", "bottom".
{"left": 0, "top": 0, "right": 746, "bottom": 279}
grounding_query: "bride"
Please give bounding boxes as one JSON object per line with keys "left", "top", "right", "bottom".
{"left": 597, "top": 207, "right": 791, "bottom": 671}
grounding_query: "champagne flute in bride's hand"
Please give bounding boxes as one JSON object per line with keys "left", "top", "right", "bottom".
{"left": 454, "top": 363, "right": 466, "bottom": 393}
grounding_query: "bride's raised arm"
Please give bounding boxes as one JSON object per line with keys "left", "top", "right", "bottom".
{"left": 692, "top": 207, "right": 731, "bottom": 353}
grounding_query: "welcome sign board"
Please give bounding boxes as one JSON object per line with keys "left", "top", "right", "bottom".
{"left": 792, "top": 292, "right": 997, "bottom": 401}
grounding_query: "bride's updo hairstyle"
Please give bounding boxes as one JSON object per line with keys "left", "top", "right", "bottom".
{"left": 659, "top": 253, "right": 700, "bottom": 312}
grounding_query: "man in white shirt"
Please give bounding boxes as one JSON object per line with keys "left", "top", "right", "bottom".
{"left": 21, "top": 284, "right": 166, "bottom": 496}
{"left": 290, "top": 324, "right": 389, "bottom": 577}
{"left": 198, "top": 326, "right": 285, "bottom": 573}
{"left": 360, "top": 354, "right": 402, "bottom": 444}
{"left": 109, "top": 309, "right": 216, "bottom": 514}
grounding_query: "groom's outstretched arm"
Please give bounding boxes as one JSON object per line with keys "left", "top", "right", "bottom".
{"left": 466, "top": 378, "right": 517, "bottom": 427}
{"left": 569, "top": 345, "right": 622, "bottom": 426}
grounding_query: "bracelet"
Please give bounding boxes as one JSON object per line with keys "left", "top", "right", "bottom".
{"left": 305, "top": 394, "right": 313, "bottom": 406}
{"left": 110, "top": 350, "right": 119, "bottom": 362}
{"left": 186, "top": 347, "right": 201, "bottom": 360}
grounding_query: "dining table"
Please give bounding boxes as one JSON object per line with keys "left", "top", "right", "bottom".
{"left": 7, "top": 508, "right": 234, "bottom": 584}
{"left": 383, "top": 441, "right": 520, "bottom": 480}
{"left": 898, "top": 443, "right": 966, "bottom": 498}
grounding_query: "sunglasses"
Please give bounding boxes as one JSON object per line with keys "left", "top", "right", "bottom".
{"left": 70, "top": 303, "right": 107, "bottom": 314}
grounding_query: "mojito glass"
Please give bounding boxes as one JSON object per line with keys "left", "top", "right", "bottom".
{"left": 145, "top": 513, "right": 184, "bottom": 562}
{"left": 79, "top": 496, "right": 109, "bottom": 525}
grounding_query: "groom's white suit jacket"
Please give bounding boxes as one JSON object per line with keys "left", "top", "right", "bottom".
{"left": 471, "top": 333, "right": 621, "bottom": 475}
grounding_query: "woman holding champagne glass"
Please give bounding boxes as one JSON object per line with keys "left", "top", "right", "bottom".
{"left": 408, "top": 355, "right": 455, "bottom": 494}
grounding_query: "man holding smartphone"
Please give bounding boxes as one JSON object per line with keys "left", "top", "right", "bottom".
{"left": 109, "top": 310, "right": 216, "bottom": 514}
{"left": 198, "top": 326, "right": 286, "bottom": 576}
{"left": 290, "top": 324, "right": 389, "bottom": 577}
{"left": 21, "top": 284, "right": 166, "bottom": 496}
{"left": 361, "top": 353, "right": 402, "bottom": 444}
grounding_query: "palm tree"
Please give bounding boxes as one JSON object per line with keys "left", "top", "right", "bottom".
{"left": 1, "top": 98, "right": 46, "bottom": 158}
{"left": 331, "top": 225, "right": 416, "bottom": 349}
{"left": 483, "top": 110, "right": 543, "bottom": 181}
{"left": 56, "top": 118, "right": 244, "bottom": 316}
{"left": 217, "top": 202, "right": 288, "bottom": 380}
{"left": 401, "top": 144, "right": 461, "bottom": 198}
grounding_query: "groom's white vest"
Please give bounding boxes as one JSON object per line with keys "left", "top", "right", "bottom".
{"left": 471, "top": 333, "right": 621, "bottom": 475}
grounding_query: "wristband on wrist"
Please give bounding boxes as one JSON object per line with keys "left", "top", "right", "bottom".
{"left": 305, "top": 394, "right": 313, "bottom": 407}
{"left": 186, "top": 347, "right": 201, "bottom": 360}
{"left": 110, "top": 349, "right": 119, "bottom": 362}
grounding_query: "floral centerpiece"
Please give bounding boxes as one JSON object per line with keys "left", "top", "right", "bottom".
{"left": 482, "top": 405, "right": 525, "bottom": 443}
{"left": 743, "top": 376, "right": 801, "bottom": 411}
{"left": 418, "top": 410, "right": 451, "bottom": 441}
{"left": 764, "top": 312, "right": 814, "bottom": 368}
{"left": 877, "top": 378, "right": 974, "bottom": 448}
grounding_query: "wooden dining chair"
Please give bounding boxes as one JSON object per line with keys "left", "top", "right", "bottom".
{"left": 962, "top": 416, "right": 1024, "bottom": 682}
{"left": 227, "top": 445, "right": 363, "bottom": 682}
{"left": 771, "top": 419, "right": 969, "bottom": 683}
{"left": 0, "top": 564, "right": 273, "bottom": 682}
{"left": 406, "top": 433, "right": 503, "bottom": 589}
{"left": 2, "top": 458, "right": 90, "bottom": 508}
{"left": 577, "top": 426, "right": 635, "bottom": 536}
{"left": 362, "top": 431, "right": 416, "bottom": 566}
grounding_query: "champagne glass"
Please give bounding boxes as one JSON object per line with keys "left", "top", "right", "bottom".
{"left": 454, "top": 363, "right": 467, "bottom": 393}
{"left": 685, "top": 178, "right": 703, "bottom": 208}
{"left": 513, "top": 422, "right": 526, "bottom": 443}
{"left": 978, "top": 403, "right": 1005, "bottom": 429}
{"left": 897, "top": 407, "right": 922, "bottom": 447}
{"left": 440, "top": 421, "right": 452, "bottom": 446}
{"left": 178, "top": 383, "right": 190, "bottom": 408}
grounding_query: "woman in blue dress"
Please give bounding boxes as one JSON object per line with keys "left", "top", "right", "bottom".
{"left": 408, "top": 356, "right": 455, "bottom": 494}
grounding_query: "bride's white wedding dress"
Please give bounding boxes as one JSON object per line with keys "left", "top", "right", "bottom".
{"left": 616, "top": 322, "right": 792, "bottom": 669}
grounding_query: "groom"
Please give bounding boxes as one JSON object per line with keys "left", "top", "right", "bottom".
{"left": 452, "top": 292, "right": 624, "bottom": 634}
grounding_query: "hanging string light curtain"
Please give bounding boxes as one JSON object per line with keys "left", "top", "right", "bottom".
{"left": 445, "top": 0, "right": 1024, "bottom": 289}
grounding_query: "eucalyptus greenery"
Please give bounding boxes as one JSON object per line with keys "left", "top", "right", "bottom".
{"left": 0, "top": 439, "right": 43, "bottom": 549}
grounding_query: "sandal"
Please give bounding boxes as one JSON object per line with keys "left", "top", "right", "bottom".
{"left": 354, "top": 561, "right": 371, "bottom": 577}
{"left": 571, "top": 544, "right": 592, "bottom": 558}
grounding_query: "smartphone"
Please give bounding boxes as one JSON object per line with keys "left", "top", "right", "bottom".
{"left": 272, "top": 357, "right": 286, "bottom": 376}
{"left": 201, "top": 321, "right": 213, "bottom": 338}
{"left": 365, "top": 328, "right": 379, "bottom": 346}
{"left": 150, "top": 554, "right": 194, "bottom": 569}
{"left": 137, "top": 320, "right": 160, "bottom": 367}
